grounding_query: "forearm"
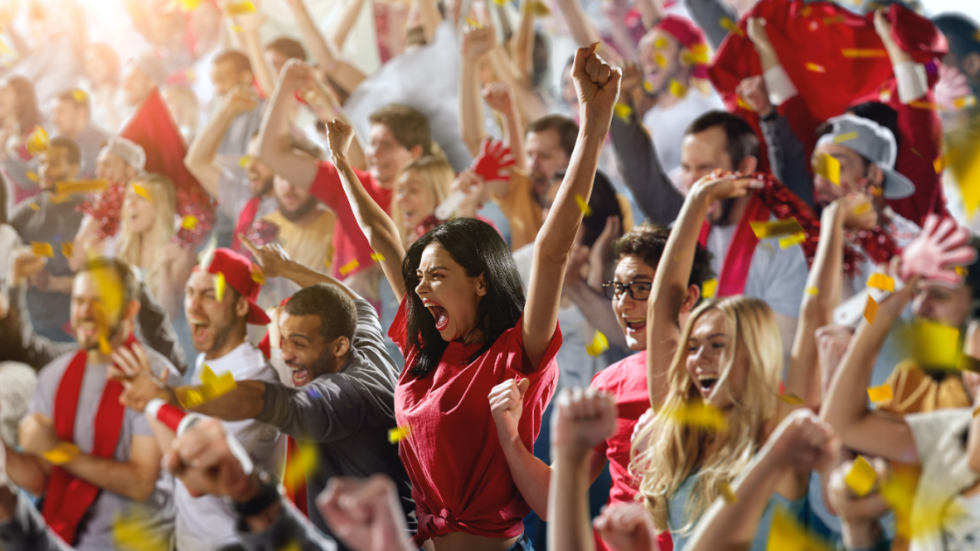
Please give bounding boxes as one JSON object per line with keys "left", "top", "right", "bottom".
{"left": 257, "top": 82, "right": 317, "bottom": 188}
{"left": 417, "top": 0, "right": 442, "bottom": 44}
{"left": 4, "top": 450, "right": 47, "bottom": 497}
{"left": 305, "top": 85, "right": 368, "bottom": 170}
{"left": 187, "top": 380, "right": 267, "bottom": 421}
{"left": 500, "top": 433, "right": 552, "bottom": 519}
{"left": 185, "top": 108, "right": 236, "bottom": 197}
{"left": 502, "top": 103, "right": 528, "bottom": 171}
{"left": 686, "top": 454, "right": 788, "bottom": 550}
{"left": 488, "top": 49, "right": 549, "bottom": 120}
{"left": 62, "top": 454, "right": 156, "bottom": 501}
{"left": 289, "top": 0, "right": 342, "bottom": 76}
{"left": 842, "top": 520, "right": 884, "bottom": 550}
{"left": 512, "top": 0, "right": 535, "bottom": 83}
{"left": 278, "top": 258, "right": 360, "bottom": 300}
{"left": 329, "top": 0, "right": 367, "bottom": 51}
{"left": 459, "top": 60, "right": 487, "bottom": 157}
{"left": 564, "top": 281, "right": 628, "bottom": 350}
{"left": 548, "top": 451, "right": 594, "bottom": 551}
{"left": 609, "top": 110, "right": 683, "bottom": 225}
{"left": 636, "top": 0, "right": 665, "bottom": 29}
{"left": 241, "top": 30, "right": 276, "bottom": 97}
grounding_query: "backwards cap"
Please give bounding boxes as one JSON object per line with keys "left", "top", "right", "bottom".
{"left": 654, "top": 15, "right": 709, "bottom": 79}
{"left": 99, "top": 137, "right": 146, "bottom": 172}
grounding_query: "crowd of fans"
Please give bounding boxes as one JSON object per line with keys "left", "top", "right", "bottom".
{"left": 2, "top": 0, "right": 980, "bottom": 550}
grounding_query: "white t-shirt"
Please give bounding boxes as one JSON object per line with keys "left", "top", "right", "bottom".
{"left": 175, "top": 342, "right": 284, "bottom": 551}
{"left": 642, "top": 89, "right": 724, "bottom": 176}
{"left": 704, "top": 219, "right": 809, "bottom": 319}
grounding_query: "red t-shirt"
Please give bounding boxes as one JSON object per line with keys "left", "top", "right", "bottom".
{"left": 388, "top": 298, "right": 561, "bottom": 546}
{"left": 310, "top": 161, "right": 393, "bottom": 279}
{"left": 590, "top": 350, "right": 673, "bottom": 551}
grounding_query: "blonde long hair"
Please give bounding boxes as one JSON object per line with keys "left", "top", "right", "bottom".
{"left": 116, "top": 173, "right": 177, "bottom": 290}
{"left": 390, "top": 155, "right": 455, "bottom": 246}
{"left": 630, "top": 296, "right": 782, "bottom": 533}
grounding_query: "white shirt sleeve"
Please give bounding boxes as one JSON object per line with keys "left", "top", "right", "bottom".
{"left": 763, "top": 65, "right": 799, "bottom": 107}
{"left": 894, "top": 61, "right": 929, "bottom": 104}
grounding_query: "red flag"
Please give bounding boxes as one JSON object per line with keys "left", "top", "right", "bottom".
{"left": 121, "top": 88, "right": 215, "bottom": 248}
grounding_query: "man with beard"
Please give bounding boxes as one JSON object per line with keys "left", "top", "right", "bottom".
{"left": 118, "top": 244, "right": 413, "bottom": 551}
{"left": 184, "top": 85, "right": 276, "bottom": 254}
{"left": 3, "top": 256, "right": 177, "bottom": 550}
{"left": 10, "top": 136, "right": 85, "bottom": 341}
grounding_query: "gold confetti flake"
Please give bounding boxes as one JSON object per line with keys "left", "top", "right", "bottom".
{"left": 614, "top": 102, "right": 633, "bottom": 124}
{"left": 814, "top": 153, "right": 841, "bottom": 185}
{"left": 719, "top": 482, "right": 738, "bottom": 504}
{"left": 339, "top": 259, "right": 360, "bottom": 276}
{"left": 845, "top": 456, "right": 877, "bottom": 496}
{"left": 805, "top": 286, "right": 819, "bottom": 296}
{"left": 669, "top": 80, "right": 688, "bottom": 99}
{"left": 61, "top": 242, "right": 74, "bottom": 259}
{"left": 181, "top": 215, "right": 199, "bottom": 230}
{"left": 805, "top": 62, "right": 827, "bottom": 73}
{"left": 31, "top": 241, "right": 54, "bottom": 257}
{"left": 370, "top": 252, "right": 385, "bottom": 262}
{"left": 56, "top": 179, "right": 108, "bottom": 196}
{"left": 841, "top": 48, "right": 888, "bottom": 58}
{"left": 26, "top": 125, "right": 49, "bottom": 155}
{"left": 214, "top": 272, "right": 227, "bottom": 302}
{"left": 575, "top": 194, "right": 592, "bottom": 216}
{"left": 132, "top": 183, "right": 153, "bottom": 202}
{"left": 702, "top": 278, "right": 718, "bottom": 299}
{"left": 586, "top": 331, "right": 609, "bottom": 357}
{"left": 867, "top": 384, "right": 893, "bottom": 404}
{"left": 750, "top": 218, "right": 805, "bottom": 239}
{"left": 863, "top": 295, "right": 878, "bottom": 325}
{"left": 225, "top": 1, "right": 256, "bottom": 16}
{"left": 388, "top": 425, "right": 411, "bottom": 443}
{"left": 833, "top": 131, "right": 858, "bottom": 144}
{"left": 778, "top": 232, "right": 806, "bottom": 249}
{"left": 663, "top": 401, "right": 728, "bottom": 432}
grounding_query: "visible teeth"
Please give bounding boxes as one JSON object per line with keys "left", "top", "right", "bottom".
{"left": 625, "top": 319, "right": 645, "bottom": 323}
{"left": 698, "top": 375, "right": 718, "bottom": 382}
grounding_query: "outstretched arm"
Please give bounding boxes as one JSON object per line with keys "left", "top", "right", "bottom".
{"left": 232, "top": 9, "right": 276, "bottom": 98}
{"left": 458, "top": 25, "right": 494, "bottom": 157}
{"left": 482, "top": 81, "right": 528, "bottom": 172}
{"left": 284, "top": 0, "right": 366, "bottom": 95}
{"left": 241, "top": 237, "right": 361, "bottom": 301}
{"left": 329, "top": 0, "right": 369, "bottom": 52}
{"left": 185, "top": 85, "right": 258, "bottom": 196}
{"left": 524, "top": 44, "right": 621, "bottom": 370}
{"left": 554, "top": 0, "right": 623, "bottom": 66}
{"left": 257, "top": 60, "right": 320, "bottom": 190}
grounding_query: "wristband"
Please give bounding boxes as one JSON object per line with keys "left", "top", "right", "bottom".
{"left": 42, "top": 442, "right": 80, "bottom": 465}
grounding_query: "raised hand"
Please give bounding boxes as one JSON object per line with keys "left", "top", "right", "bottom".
{"left": 326, "top": 119, "right": 357, "bottom": 160}
{"left": 552, "top": 388, "right": 618, "bottom": 459}
{"left": 163, "top": 417, "right": 255, "bottom": 500}
{"left": 872, "top": 8, "right": 894, "bottom": 44}
{"left": 489, "top": 378, "right": 529, "bottom": 442}
{"left": 111, "top": 342, "right": 169, "bottom": 413}
{"left": 735, "top": 76, "right": 773, "bottom": 118}
{"left": 766, "top": 409, "right": 840, "bottom": 474}
{"left": 451, "top": 169, "right": 487, "bottom": 219}
{"left": 593, "top": 503, "right": 659, "bottom": 551}
{"left": 279, "top": 58, "right": 316, "bottom": 92}
{"left": 220, "top": 84, "right": 259, "bottom": 116}
{"left": 9, "top": 248, "right": 46, "bottom": 287}
{"left": 240, "top": 234, "right": 293, "bottom": 279}
{"left": 837, "top": 193, "right": 878, "bottom": 231}
{"left": 826, "top": 458, "right": 891, "bottom": 525}
{"left": 746, "top": 17, "right": 773, "bottom": 54}
{"left": 461, "top": 25, "right": 495, "bottom": 60}
{"left": 471, "top": 138, "right": 516, "bottom": 182}
{"left": 317, "top": 475, "right": 414, "bottom": 551}
{"left": 571, "top": 43, "right": 623, "bottom": 125}
{"left": 899, "top": 214, "right": 976, "bottom": 285}
{"left": 693, "top": 170, "right": 765, "bottom": 201}
{"left": 482, "top": 81, "right": 515, "bottom": 114}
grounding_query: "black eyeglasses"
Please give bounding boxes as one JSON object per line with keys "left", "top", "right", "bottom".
{"left": 602, "top": 281, "right": 652, "bottom": 301}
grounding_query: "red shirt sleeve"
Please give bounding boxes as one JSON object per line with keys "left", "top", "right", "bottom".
{"left": 388, "top": 295, "right": 409, "bottom": 354}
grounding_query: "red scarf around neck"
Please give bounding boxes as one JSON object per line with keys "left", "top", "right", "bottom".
{"left": 42, "top": 333, "right": 136, "bottom": 545}
{"left": 698, "top": 196, "right": 771, "bottom": 297}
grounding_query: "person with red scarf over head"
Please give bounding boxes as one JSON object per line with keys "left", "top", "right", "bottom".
{"left": 2, "top": 256, "right": 178, "bottom": 550}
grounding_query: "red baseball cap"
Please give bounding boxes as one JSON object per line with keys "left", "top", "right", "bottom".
{"left": 203, "top": 248, "right": 271, "bottom": 325}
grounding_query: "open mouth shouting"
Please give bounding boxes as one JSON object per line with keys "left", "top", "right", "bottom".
{"left": 188, "top": 317, "right": 211, "bottom": 344}
{"left": 697, "top": 373, "right": 719, "bottom": 396}
{"left": 288, "top": 364, "right": 311, "bottom": 386}
{"left": 423, "top": 299, "right": 450, "bottom": 332}
{"left": 624, "top": 317, "right": 646, "bottom": 335}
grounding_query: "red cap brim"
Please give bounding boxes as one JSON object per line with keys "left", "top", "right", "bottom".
{"left": 246, "top": 300, "right": 272, "bottom": 325}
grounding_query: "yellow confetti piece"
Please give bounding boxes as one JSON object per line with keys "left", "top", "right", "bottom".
{"left": 719, "top": 482, "right": 738, "bottom": 504}
{"left": 841, "top": 48, "right": 888, "bottom": 58}
{"left": 42, "top": 442, "right": 80, "bottom": 465}
{"left": 766, "top": 506, "right": 834, "bottom": 551}
{"left": 586, "top": 331, "right": 609, "bottom": 357}
{"left": 177, "top": 0, "right": 204, "bottom": 10}
{"left": 805, "top": 286, "right": 818, "bottom": 296}
{"left": 814, "top": 153, "right": 841, "bottom": 185}
{"left": 906, "top": 319, "right": 960, "bottom": 371}
{"left": 214, "top": 272, "right": 226, "bottom": 303}
{"left": 61, "top": 242, "right": 74, "bottom": 259}
{"left": 719, "top": 16, "right": 744, "bottom": 37}
{"left": 680, "top": 44, "right": 710, "bottom": 66}
{"left": 339, "top": 259, "right": 360, "bottom": 276}
{"left": 370, "top": 252, "right": 386, "bottom": 263}
{"left": 200, "top": 364, "right": 237, "bottom": 397}
{"left": 71, "top": 89, "right": 88, "bottom": 103}
{"left": 575, "top": 194, "right": 592, "bottom": 216}
{"left": 465, "top": 17, "right": 480, "bottom": 27}
{"left": 867, "top": 384, "right": 893, "bottom": 404}
{"left": 845, "top": 455, "right": 877, "bottom": 496}
{"left": 56, "top": 179, "right": 108, "bottom": 196}
{"left": 823, "top": 14, "right": 846, "bottom": 25}
{"left": 853, "top": 202, "right": 872, "bottom": 216}
{"left": 778, "top": 232, "right": 806, "bottom": 249}
{"left": 778, "top": 393, "right": 806, "bottom": 406}
{"left": 643, "top": 81, "right": 654, "bottom": 93}
{"left": 250, "top": 264, "right": 265, "bottom": 285}
{"left": 31, "top": 241, "right": 54, "bottom": 257}
{"left": 866, "top": 273, "right": 894, "bottom": 292}
{"left": 863, "top": 295, "right": 878, "bottom": 325}
{"left": 663, "top": 401, "right": 728, "bottom": 432}
{"left": 26, "top": 125, "right": 49, "bottom": 156}
{"left": 833, "top": 131, "right": 858, "bottom": 144}
{"left": 238, "top": 155, "right": 250, "bottom": 168}
{"left": 805, "top": 62, "right": 827, "bottom": 73}
{"left": 388, "top": 425, "right": 411, "bottom": 443}
{"left": 525, "top": 0, "right": 551, "bottom": 17}
{"left": 736, "top": 97, "right": 754, "bottom": 112}
{"left": 957, "top": 266, "right": 968, "bottom": 278}
{"left": 26, "top": 171, "right": 39, "bottom": 182}
{"left": 654, "top": 52, "right": 667, "bottom": 68}
{"left": 98, "top": 334, "right": 112, "bottom": 354}
{"left": 113, "top": 508, "right": 169, "bottom": 551}
{"left": 324, "top": 256, "right": 332, "bottom": 269}
{"left": 493, "top": 0, "right": 507, "bottom": 5}
{"left": 954, "top": 96, "right": 977, "bottom": 109}
{"left": 181, "top": 215, "right": 199, "bottom": 230}
{"left": 669, "top": 80, "right": 688, "bottom": 99}
{"left": 231, "top": 24, "right": 244, "bottom": 33}
{"left": 934, "top": 155, "right": 945, "bottom": 174}
{"left": 132, "top": 183, "right": 153, "bottom": 202}
{"left": 654, "top": 37, "right": 669, "bottom": 49}
{"left": 614, "top": 102, "right": 633, "bottom": 124}
{"left": 908, "top": 100, "right": 944, "bottom": 111}
{"left": 224, "top": 0, "right": 256, "bottom": 16}
{"left": 750, "top": 218, "right": 805, "bottom": 239}
{"left": 974, "top": 403, "right": 980, "bottom": 418}
{"left": 29, "top": 202, "right": 40, "bottom": 211}
{"left": 91, "top": 265, "right": 124, "bottom": 319}
{"left": 702, "top": 278, "right": 718, "bottom": 299}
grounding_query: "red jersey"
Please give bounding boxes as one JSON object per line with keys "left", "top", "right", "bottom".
{"left": 389, "top": 298, "right": 560, "bottom": 546}
{"left": 310, "top": 161, "right": 393, "bottom": 279}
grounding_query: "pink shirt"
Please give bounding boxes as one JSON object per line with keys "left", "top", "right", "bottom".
{"left": 389, "top": 298, "right": 560, "bottom": 545}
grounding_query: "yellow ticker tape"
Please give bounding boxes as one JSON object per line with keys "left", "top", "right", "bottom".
{"left": 766, "top": 506, "right": 834, "bottom": 551}
{"left": 614, "top": 103, "right": 633, "bottom": 124}
{"left": 29, "top": 202, "right": 40, "bottom": 211}
{"left": 339, "top": 259, "right": 360, "bottom": 276}
{"left": 525, "top": 0, "right": 552, "bottom": 17}
{"left": 842, "top": 48, "right": 888, "bottom": 58}
{"left": 61, "top": 242, "right": 74, "bottom": 259}
{"left": 654, "top": 37, "right": 669, "bottom": 49}
{"left": 805, "top": 62, "right": 827, "bottom": 73}
{"left": 866, "top": 273, "right": 894, "bottom": 292}
{"left": 719, "top": 482, "right": 738, "bottom": 504}
{"left": 681, "top": 44, "right": 710, "bottom": 65}
{"left": 238, "top": 155, "right": 250, "bottom": 168}
{"left": 586, "top": 331, "right": 609, "bottom": 357}
{"left": 98, "top": 334, "right": 112, "bottom": 354}
{"left": 779, "top": 232, "right": 806, "bottom": 249}
{"left": 92, "top": 264, "right": 124, "bottom": 316}
{"left": 702, "top": 278, "right": 718, "bottom": 299}
{"left": 908, "top": 100, "right": 944, "bottom": 111}
{"left": 56, "top": 179, "right": 108, "bottom": 196}
{"left": 907, "top": 319, "right": 960, "bottom": 370}
{"left": 823, "top": 14, "right": 847, "bottom": 25}
{"left": 42, "top": 442, "right": 80, "bottom": 465}
{"left": 575, "top": 194, "right": 592, "bottom": 216}
{"left": 31, "top": 241, "right": 54, "bottom": 257}
{"left": 370, "top": 252, "right": 385, "bottom": 263}
{"left": 250, "top": 264, "right": 265, "bottom": 285}
{"left": 719, "top": 16, "right": 745, "bottom": 37}
{"left": 845, "top": 455, "right": 877, "bottom": 496}
{"left": 663, "top": 402, "right": 727, "bottom": 432}
{"left": 225, "top": 0, "right": 256, "bottom": 16}
{"left": 815, "top": 153, "right": 841, "bottom": 185}
{"left": 176, "top": 365, "right": 238, "bottom": 408}
{"left": 643, "top": 81, "right": 654, "bottom": 94}
{"left": 181, "top": 215, "right": 199, "bottom": 230}
{"left": 26, "top": 125, "right": 49, "bottom": 155}
{"left": 954, "top": 96, "right": 977, "bottom": 109}
{"left": 71, "top": 89, "right": 88, "bottom": 103}
{"left": 27, "top": 171, "right": 39, "bottom": 182}
{"left": 805, "top": 286, "right": 819, "bottom": 296}
{"left": 214, "top": 272, "right": 227, "bottom": 302}
{"left": 112, "top": 508, "right": 169, "bottom": 551}
{"left": 778, "top": 393, "right": 806, "bottom": 406}
{"left": 867, "top": 384, "right": 893, "bottom": 404}
{"left": 177, "top": 0, "right": 205, "bottom": 10}
{"left": 132, "top": 183, "right": 153, "bottom": 202}
{"left": 654, "top": 53, "right": 667, "bottom": 68}
{"left": 934, "top": 155, "right": 945, "bottom": 174}
{"left": 750, "top": 218, "right": 805, "bottom": 239}
{"left": 833, "top": 131, "right": 858, "bottom": 144}
{"left": 853, "top": 201, "right": 872, "bottom": 215}
{"left": 669, "top": 80, "right": 688, "bottom": 99}
{"left": 736, "top": 97, "right": 754, "bottom": 112}
{"left": 863, "top": 295, "right": 878, "bottom": 325}
{"left": 389, "top": 425, "right": 411, "bottom": 443}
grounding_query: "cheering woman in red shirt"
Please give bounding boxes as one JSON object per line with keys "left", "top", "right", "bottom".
{"left": 324, "top": 44, "right": 621, "bottom": 551}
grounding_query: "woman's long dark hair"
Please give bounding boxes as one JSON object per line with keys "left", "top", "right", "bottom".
{"left": 1, "top": 76, "right": 41, "bottom": 134}
{"left": 402, "top": 218, "right": 525, "bottom": 377}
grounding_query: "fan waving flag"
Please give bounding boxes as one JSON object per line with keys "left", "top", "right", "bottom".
{"left": 121, "top": 87, "right": 216, "bottom": 249}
